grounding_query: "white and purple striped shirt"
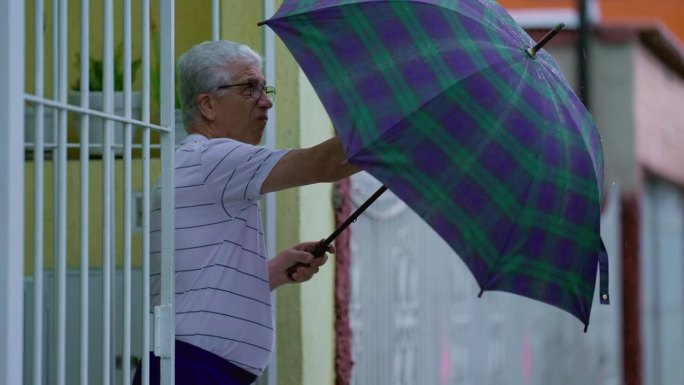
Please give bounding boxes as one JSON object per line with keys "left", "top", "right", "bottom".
{"left": 150, "top": 134, "right": 291, "bottom": 375}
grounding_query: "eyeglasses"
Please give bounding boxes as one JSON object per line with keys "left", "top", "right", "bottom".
{"left": 216, "top": 82, "right": 276, "bottom": 100}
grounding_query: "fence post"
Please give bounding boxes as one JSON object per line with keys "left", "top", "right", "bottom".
{"left": 0, "top": 1, "right": 25, "bottom": 384}
{"left": 158, "top": 1, "right": 176, "bottom": 384}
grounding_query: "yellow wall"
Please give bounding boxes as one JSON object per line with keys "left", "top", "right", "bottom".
{"left": 24, "top": 158, "right": 161, "bottom": 275}
{"left": 297, "top": 75, "right": 337, "bottom": 385}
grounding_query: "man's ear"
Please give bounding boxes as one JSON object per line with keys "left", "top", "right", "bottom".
{"left": 196, "top": 93, "right": 215, "bottom": 121}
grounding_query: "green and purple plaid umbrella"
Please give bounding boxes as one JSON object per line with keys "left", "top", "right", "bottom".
{"left": 261, "top": 0, "right": 609, "bottom": 329}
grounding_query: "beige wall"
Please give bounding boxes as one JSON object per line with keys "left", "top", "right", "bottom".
{"left": 545, "top": 38, "right": 639, "bottom": 192}
{"left": 588, "top": 41, "right": 639, "bottom": 192}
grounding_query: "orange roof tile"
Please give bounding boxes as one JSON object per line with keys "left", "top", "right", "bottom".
{"left": 497, "top": 0, "right": 684, "bottom": 44}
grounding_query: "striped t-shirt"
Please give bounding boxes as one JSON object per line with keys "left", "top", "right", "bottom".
{"left": 150, "top": 134, "right": 291, "bottom": 376}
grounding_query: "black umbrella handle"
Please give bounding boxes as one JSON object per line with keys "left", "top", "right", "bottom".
{"left": 285, "top": 185, "right": 388, "bottom": 281}
{"left": 285, "top": 239, "right": 328, "bottom": 281}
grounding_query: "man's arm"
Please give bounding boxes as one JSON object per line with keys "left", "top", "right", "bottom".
{"left": 260, "top": 136, "right": 361, "bottom": 194}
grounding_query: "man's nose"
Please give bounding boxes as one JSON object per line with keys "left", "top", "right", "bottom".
{"left": 257, "top": 92, "right": 273, "bottom": 108}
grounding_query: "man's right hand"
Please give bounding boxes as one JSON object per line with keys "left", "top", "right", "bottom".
{"left": 267, "top": 241, "right": 333, "bottom": 290}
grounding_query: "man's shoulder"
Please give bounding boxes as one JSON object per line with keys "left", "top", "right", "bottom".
{"left": 176, "top": 137, "right": 244, "bottom": 156}
{"left": 204, "top": 138, "right": 275, "bottom": 159}
{"left": 176, "top": 136, "right": 284, "bottom": 171}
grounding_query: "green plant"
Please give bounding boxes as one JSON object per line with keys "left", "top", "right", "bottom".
{"left": 71, "top": 41, "right": 142, "bottom": 92}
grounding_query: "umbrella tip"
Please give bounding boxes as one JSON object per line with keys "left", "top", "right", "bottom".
{"left": 257, "top": 20, "right": 266, "bottom": 27}
{"left": 526, "top": 22, "right": 566, "bottom": 58}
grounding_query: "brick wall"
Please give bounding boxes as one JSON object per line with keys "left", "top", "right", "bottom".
{"left": 635, "top": 45, "right": 684, "bottom": 187}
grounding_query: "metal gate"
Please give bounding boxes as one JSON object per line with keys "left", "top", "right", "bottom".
{"left": 347, "top": 172, "right": 623, "bottom": 385}
{"left": 3, "top": 2, "right": 284, "bottom": 385}
{"left": 17, "top": 0, "right": 177, "bottom": 384}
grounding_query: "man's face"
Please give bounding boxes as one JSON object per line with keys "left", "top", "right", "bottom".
{"left": 212, "top": 62, "right": 273, "bottom": 145}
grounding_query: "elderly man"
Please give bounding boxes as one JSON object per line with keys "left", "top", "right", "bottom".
{"left": 135, "top": 40, "right": 360, "bottom": 385}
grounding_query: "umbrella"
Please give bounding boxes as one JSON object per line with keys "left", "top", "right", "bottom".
{"left": 260, "top": 0, "right": 609, "bottom": 330}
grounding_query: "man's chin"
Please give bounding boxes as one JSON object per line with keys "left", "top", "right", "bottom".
{"left": 252, "top": 127, "right": 265, "bottom": 145}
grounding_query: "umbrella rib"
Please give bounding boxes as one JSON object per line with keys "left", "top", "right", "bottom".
{"left": 349, "top": 50, "right": 600, "bottom": 202}
{"left": 533, "top": 56, "right": 604, "bottom": 203}
{"left": 478, "top": 63, "right": 549, "bottom": 293}
{"left": 482, "top": 62, "right": 601, "bottom": 301}
{"left": 267, "top": 0, "right": 530, "bottom": 50}
{"left": 344, "top": 53, "right": 514, "bottom": 160}
{"left": 542, "top": 64, "right": 604, "bottom": 199}
{"left": 350, "top": 57, "right": 601, "bottom": 243}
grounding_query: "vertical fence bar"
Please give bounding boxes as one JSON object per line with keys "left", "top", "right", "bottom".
{"left": 141, "top": 0, "right": 152, "bottom": 383}
{"left": 33, "top": 0, "right": 45, "bottom": 384}
{"left": 51, "top": 0, "right": 59, "bottom": 274}
{"left": 78, "top": 0, "right": 90, "bottom": 384}
{"left": 102, "top": 0, "right": 115, "bottom": 383}
{"left": 212, "top": 0, "right": 219, "bottom": 41}
{"left": 122, "top": 0, "right": 133, "bottom": 383}
{"left": 159, "top": 1, "right": 175, "bottom": 384}
{"left": 0, "top": 0, "right": 25, "bottom": 384}
{"left": 262, "top": 2, "right": 277, "bottom": 385}
{"left": 56, "top": 0, "right": 69, "bottom": 383}
{"left": 50, "top": 1, "right": 59, "bottom": 381}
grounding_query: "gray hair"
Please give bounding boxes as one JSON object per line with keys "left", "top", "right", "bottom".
{"left": 177, "top": 40, "right": 262, "bottom": 128}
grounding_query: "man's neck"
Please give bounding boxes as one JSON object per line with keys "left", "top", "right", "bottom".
{"left": 187, "top": 123, "right": 221, "bottom": 139}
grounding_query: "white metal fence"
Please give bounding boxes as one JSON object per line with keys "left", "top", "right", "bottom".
{"left": 18, "top": 0, "right": 176, "bottom": 384}
{"left": 4, "top": 1, "right": 284, "bottom": 385}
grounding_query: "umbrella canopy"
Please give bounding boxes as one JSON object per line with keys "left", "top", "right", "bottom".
{"left": 261, "top": 0, "right": 609, "bottom": 329}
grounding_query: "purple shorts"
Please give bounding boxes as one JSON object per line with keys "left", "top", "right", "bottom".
{"left": 133, "top": 340, "right": 258, "bottom": 385}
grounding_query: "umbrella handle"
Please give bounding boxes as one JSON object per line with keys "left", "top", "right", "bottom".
{"left": 285, "top": 185, "right": 389, "bottom": 281}
{"left": 286, "top": 239, "right": 329, "bottom": 281}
